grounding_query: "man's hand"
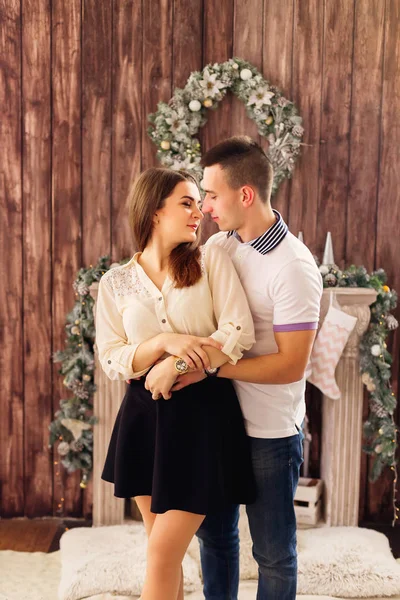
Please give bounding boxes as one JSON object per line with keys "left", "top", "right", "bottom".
{"left": 144, "top": 356, "right": 177, "bottom": 400}
{"left": 171, "top": 370, "right": 207, "bottom": 392}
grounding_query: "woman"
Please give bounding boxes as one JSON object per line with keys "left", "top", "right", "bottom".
{"left": 95, "top": 167, "right": 256, "bottom": 600}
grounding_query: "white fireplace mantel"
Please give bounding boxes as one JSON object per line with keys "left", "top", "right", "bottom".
{"left": 89, "top": 283, "right": 377, "bottom": 527}
{"left": 318, "top": 287, "right": 377, "bottom": 526}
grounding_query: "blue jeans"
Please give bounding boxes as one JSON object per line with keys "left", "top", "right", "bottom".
{"left": 196, "top": 430, "right": 304, "bottom": 599}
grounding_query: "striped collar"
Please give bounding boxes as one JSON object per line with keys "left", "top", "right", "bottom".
{"left": 227, "top": 210, "right": 288, "bottom": 255}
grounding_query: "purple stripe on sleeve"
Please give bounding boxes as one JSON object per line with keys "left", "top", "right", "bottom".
{"left": 273, "top": 322, "right": 318, "bottom": 332}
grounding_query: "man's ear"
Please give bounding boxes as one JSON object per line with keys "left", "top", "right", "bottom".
{"left": 241, "top": 185, "right": 255, "bottom": 207}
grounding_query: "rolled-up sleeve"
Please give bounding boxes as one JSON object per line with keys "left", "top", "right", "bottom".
{"left": 95, "top": 274, "right": 149, "bottom": 380}
{"left": 205, "top": 244, "right": 255, "bottom": 364}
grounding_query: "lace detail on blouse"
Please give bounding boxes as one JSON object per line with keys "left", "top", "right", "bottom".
{"left": 102, "top": 249, "right": 207, "bottom": 297}
{"left": 200, "top": 246, "right": 207, "bottom": 276}
{"left": 103, "top": 266, "right": 151, "bottom": 298}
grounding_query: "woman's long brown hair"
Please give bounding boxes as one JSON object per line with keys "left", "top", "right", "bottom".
{"left": 127, "top": 167, "right": 202, "bottom": 288}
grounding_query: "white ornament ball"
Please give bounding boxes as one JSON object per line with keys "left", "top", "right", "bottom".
{"left": 240, "top": 68, "right": 253, "bottom": 81}
{"left": 160, "top": 140, "right": 171, "bottom": 150}
{"left": 232, "top": 62, "right": 239, "bottom": 70}
{"left": 57, "top": 441, "right": 70, "bottom": 456}
{"left": 319, "top": 265, "right": 329, "bottom": 276}
{"left": 370, "top": 344, "right": 381, "bottom": 357}
{"left": 375, "top": 444, "right": 383, "bottom": 454}
{"left": 189, "top": 100, "right": 201, "bottom": 112}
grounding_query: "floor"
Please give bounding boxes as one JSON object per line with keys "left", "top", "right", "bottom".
{"left": 0, "top": 517, "right": 92, "bottom": 553}
{"left": 360, "top": 521, "right": 400, "bottom": 558}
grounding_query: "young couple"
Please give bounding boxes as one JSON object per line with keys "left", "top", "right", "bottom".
{"left": 95, "top": 136, "right": 322, "bottom": 600}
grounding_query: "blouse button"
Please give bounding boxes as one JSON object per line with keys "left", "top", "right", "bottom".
{"left": 158, "top": 297, "right": 162, "bottom": 301}
{"left": 162, "top": 319, "right": 166, "bottom": 324}
{"left": 236, "top": 326, "right": 241, "bottom": 330}
{"left": 107, "top": 360, "right": 112, "bottom": 364}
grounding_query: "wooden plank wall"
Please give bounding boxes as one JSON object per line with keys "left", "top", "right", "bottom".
{"left": 1, "top": 0, "right": 399, "bottom": 523}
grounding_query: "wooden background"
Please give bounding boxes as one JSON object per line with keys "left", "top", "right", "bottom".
{"left": 1, "top": 0, "right": 399, "bottom": 523}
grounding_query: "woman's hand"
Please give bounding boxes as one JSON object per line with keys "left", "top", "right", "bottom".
{"left": 144, "top": 356, "right": 178, "bottom": 400}
{"left": 160, "top": 333, "right": 222, "bottom": 370}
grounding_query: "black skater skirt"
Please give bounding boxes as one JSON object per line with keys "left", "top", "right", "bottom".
{"left": 101, "top": 376, "right": 256, "bottom": 515}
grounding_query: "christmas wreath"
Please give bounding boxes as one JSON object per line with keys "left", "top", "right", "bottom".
{"left": 148, "top": 58, "right": 304, "bottom": 195}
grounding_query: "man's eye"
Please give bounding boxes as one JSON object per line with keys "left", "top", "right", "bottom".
{"left": 211, "top": 196, "right": 217, "bottom": 200}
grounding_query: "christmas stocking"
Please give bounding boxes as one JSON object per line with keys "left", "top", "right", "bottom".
{"left": 307, "top": 303, "right": 357, "bottom": 399}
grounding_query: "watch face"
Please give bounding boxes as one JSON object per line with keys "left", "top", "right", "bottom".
{"left": 207, "top": 367, "right": 218, "bottom": 374}
{"left": 175, "top": 358, "right": 188, "bottom": 373}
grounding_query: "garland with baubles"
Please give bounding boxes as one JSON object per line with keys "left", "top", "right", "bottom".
{"left": 49, "top": 257, "right": 398, "bottom": 505}
{"left": 316, "top": 262, "right": 398, "bottom": 484}
{"left": 148, "top": 58, "right": 304, "bottom": 195}
{"left": 48, "top": 258, "right": 109, "bottom": 489}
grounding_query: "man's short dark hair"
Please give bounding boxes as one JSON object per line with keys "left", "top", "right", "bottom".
{"left": 200, "top": 136, "right": 274, "bottom": 203}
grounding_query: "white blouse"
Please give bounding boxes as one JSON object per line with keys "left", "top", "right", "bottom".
{"left": 95, "top": 244, "right": 256, "bottom": 381}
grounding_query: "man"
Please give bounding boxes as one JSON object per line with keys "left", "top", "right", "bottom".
{"left": 169, "top": 136, "right": 323, "bottom": 599}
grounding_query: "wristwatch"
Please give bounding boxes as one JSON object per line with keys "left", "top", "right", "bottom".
{"left": 174, "top": 357, "right": 189, "bottom": 374}
{"left": 205, "top": 366, "right": 220, "bottom": 377}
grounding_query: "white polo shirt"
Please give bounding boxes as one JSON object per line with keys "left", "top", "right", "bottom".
{"left": 207, "top": 211, "right": 323, "bottom": 439}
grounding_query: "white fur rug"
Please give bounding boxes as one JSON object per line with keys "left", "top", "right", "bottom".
{"left": 58, "top": 521, "right": 201, "bottom": 599}
{"left": 1, "top": 520, "right": 400, "bottom": 600}
{"left": 56, "top": 519, "right": 400, "bottom": 600}
{"left": 0, "top": 549, "right": 61, "bottom": 600}
{"left": 237, "top": 509, "right": 400, "bottom": 597}
{"left": 297, "top": 527, "right": 400, "bottom": 598}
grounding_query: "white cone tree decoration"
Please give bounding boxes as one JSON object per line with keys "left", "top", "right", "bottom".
{"left": 322, "top": 232, "right": 335, "bottom": 265}
{"left": 298, "top": 231, "right": 304, "bottom": 243}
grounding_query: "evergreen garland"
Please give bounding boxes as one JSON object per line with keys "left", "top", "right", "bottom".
{"left": 49, "top": 258, "right": 398, "bottom": 507}
{"left": 48, "top": 257, "right": 110, "bottom": 487}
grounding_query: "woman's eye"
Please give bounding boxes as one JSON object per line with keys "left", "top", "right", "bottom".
{"left": 183, "top": 202, "right": 191, "bottom": 207}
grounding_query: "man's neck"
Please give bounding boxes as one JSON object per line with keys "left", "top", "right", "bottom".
{"left": 236, "top": 205, "right": 276, "bottom": 243}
